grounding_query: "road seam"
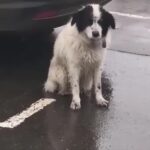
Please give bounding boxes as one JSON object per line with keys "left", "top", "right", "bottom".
{"left": 109, "top": 48, "right": 150, "bottom": 57}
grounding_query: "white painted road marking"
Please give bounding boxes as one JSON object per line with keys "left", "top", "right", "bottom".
{"left": 0, "top": 98, "right": 56, "bottom": 129}
{"left": 111, "top": 11, "right": 150, "bottom": 20}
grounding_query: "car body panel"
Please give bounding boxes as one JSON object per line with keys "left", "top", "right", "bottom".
{"left": 0, "top": 0, "right": 112, "bottom": 31}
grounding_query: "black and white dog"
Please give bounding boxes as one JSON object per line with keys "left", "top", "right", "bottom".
{"left": 44, "top": 4, "right": 115, "bottom": 110}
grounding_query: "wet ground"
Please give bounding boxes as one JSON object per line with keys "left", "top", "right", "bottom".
{"left": 105, "top": 0, "right": 150, "bottom": 56}
{"left": 0, "top": 0, "right": 150, "bottom": 150}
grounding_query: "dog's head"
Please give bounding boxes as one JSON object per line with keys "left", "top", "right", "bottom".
{"left": 71, "top": 4, "right": 115, "bottom": 47}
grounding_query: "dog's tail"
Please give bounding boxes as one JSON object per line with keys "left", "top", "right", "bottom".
{"left": 44, "top": 80, "right": 57, "bottom": 93}
{"left": 43, "top": 80, "right": 58, "bottom": 103}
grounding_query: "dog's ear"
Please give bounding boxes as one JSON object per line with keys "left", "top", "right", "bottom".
{"left": 71, "top": 6, "right": 93, "bottom": 32}
{"left": 71, "top": 9, "right": 82, "bottom": 26}
{"left": 101, "top": 8, "right": 116, "bottom": 29}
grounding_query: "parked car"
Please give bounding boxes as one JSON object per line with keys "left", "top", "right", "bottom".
{"left": 0, "top": 0, "right": 111, "bottom": 32}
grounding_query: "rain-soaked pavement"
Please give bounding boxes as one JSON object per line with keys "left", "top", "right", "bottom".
{"left": 0, "top": 0, "right": 150, "bottom": 150}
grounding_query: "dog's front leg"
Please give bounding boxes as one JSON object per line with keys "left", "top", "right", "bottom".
{"left": 69, "top": 66, "right": 81, "bottom": 110}
{"left": 94, "top": 67, "right": 109, "bottom": 107}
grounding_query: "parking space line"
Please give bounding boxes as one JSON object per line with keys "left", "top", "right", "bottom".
{"left": 0, "top": 98, "right": 56, "bottom": 129}
{"left": 111, "top": 11, "right": 150, "bottom": 20}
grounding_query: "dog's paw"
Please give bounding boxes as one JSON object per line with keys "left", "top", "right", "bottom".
{"left": 70, "top": 100, "right": 81, "bottom": 110}
{"left": 96, "top": 97, "right": 109, "bottom": 107}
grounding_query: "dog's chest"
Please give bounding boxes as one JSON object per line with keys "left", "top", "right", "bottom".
{"left": 79, "top": 47, "right": 102, "bottom": 68}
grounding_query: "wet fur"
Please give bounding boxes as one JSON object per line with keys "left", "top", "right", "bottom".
{"left": 44, "top": 4, "right": 115, "bottom": 109}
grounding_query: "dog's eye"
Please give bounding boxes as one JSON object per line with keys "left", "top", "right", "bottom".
{"left": 89, "top": 18, "right": 93, "bottom": 25}
{"left": 98, "top": 19, "right": 102, "bottom": 25}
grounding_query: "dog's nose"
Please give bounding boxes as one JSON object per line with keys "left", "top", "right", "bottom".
{"left": 92, "top": 31, "right": 100, "bottom": 38}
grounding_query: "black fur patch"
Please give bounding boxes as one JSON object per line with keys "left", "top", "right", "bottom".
{"left": 100, "top": 7, "right": 116, "bottom": 37}
{"left": 97, "top": 85, "right": 101, "bottom": 89}
{"left": 71, "top": 6, "right": 93, "bottom": 32}
{"left": 102, "top": 39, "right": 106, "bottom": 48}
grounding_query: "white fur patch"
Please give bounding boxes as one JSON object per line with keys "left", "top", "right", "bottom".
{"left": 90, "top": 4, "right": 101, "bottom": 18}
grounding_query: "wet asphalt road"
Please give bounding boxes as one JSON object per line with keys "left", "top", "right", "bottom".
{"left": 106, "top": 0, "right": 150, "bottom": 56}
{"left": 0, "top": 1, "right": 150, "bottom": 150}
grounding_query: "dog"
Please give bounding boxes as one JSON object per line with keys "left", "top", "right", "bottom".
{"left": 44, "top": 4, "right": 115, "bottom": 110}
